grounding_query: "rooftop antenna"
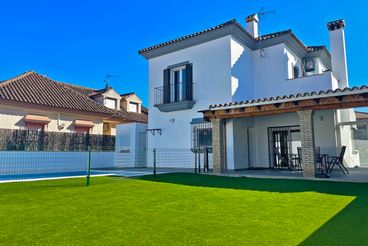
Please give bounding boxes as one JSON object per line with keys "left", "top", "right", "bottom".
{"left": 257, "top": 7, "right": 276, "bottom": 58}
{"left": 104, "top": 74, "right": 120, "bottom": 88}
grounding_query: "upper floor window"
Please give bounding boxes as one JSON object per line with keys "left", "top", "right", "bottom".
{"left": 105, "top": 98, "right": 117, "bottom": 110}
{"left": 128, "top": 102, "right": 139, "bottom": 113}
{"left": 293, "top": 65, "right": 299, "bottom": 79}
{"left": 304, "top": 59, "right": 315, "bottom": 73}
{"left": 154, "top": 63, "right": 195, "bottom": 112}
{"left": 162, "top": 63, "right": 193, "bottom": 104}
{"left": 170, "top": 66, "right": 186, "bottom": 102}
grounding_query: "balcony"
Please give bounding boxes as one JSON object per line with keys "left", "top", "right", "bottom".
{"left": 154, "top": 83, "right": 195, "bottom": 112}
{"left": 284, "top": 71, "right": 339, "bottom": 95}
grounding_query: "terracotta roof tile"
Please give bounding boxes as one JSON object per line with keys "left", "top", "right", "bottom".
{"left": 208, "top": 85, "right": 368, "bottom": 110}
{"left": 138, "top": 20, "right": 241, "bottom": 54}
{"left": 0, "top": 71, "right": 148, "bottom": 123}
{"left": 139, "top": 19, "right": 329, "bottom": 56}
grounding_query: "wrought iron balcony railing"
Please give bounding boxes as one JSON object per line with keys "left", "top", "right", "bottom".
{"left": 154, "top": 83, "right": 194, "bottom": 106}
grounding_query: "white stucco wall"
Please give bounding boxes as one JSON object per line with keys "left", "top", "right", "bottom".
{"left": 252, "top": 44, "right": 337, "bottom": 99}
{"left": 148, "top": 36, "right": 233, "bottom": 151}
{"left": 115, "top": 123, "right": 147, "bottom": 167}
{"left": 230, "top": 37, "right": 254, "bottom": 101}
{"left": 329, "top": 28, "right": 349, "bottom": 88}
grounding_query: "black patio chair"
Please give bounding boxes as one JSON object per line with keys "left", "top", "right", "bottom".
{"left": 291, "top": 147, "right": 302, "bottom": 170}
{"left": 326, "top": 146, "right": 349, "bottom": 175}
{"left": 273, "top": 148, "right": 293, "bottom": 170}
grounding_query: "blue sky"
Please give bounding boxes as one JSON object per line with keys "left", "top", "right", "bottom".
{"left": 1, "top": 0, "right": 367, "bottom": 106}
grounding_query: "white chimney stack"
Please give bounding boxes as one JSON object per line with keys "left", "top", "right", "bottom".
{"left": 328, "top": 19, "right": 348, "bottom": 88}
{"left": 246, "top": 14, "right": 259, "bottom": 38}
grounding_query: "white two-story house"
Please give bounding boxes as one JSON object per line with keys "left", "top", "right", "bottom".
{"left": 139, "top": 15, "right": 368, "bottom": 176}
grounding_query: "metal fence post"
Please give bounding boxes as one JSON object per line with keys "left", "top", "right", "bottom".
{"left": 86, "top": 148, "right": 91, "bottom": 186}
{"left": 194, "top": 149, "right": 198, "bottom": 174}
{"left": 153, "top": 148, "right": 157, "bottom": 176}
{"left": 198, "top": 148, "right": 201, "bottom": 174}
{"left": 204, "top": 147, "right": 209, "bottom": 173}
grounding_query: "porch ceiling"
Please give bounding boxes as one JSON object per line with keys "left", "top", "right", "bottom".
{"left": 201, "top": 86, "right": 368, "bottom": 120}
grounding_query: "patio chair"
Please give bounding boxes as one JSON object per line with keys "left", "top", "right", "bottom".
{"left": 292, "top": 147, "right": 302, "bottom": 170}
{"left": 326, "top": 146, "right": 349, "bottom": 175}
{"left": 273, "top": 148, "right": 293, "bottom": 170}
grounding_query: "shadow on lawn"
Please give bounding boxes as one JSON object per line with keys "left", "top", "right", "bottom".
{"left": 139, "top": 173, "right": 368, "bottom": 245}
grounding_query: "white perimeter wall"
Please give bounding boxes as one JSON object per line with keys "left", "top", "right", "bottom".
{"left": 0, "top": 151, "right": 115, "bottom": 175}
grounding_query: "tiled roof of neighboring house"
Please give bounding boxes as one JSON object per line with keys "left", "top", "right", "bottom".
{"left": 120, "top": 92, "right": 135, "bottom": 97}
{"left": 141, "top": 105, "right": 148, "bottom": 114}
{"left": 139, "top": 19, "right": 329, "bottom": 57}
{"left": 208, "top": 85, "right": 368, "bottom": 110}
{"left": 0, "top": 71, "right": 115, "bottom": 116}
{"left": 0, "top": 71, "right": 148, "bottom": 123}
{"left": 356, "top": 111, "right": 368, "bottom": 120}
{"left": 119, "top": 108, "right": 148, "bottom": 123}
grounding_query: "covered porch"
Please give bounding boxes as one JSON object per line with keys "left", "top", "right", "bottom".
{"left": 201, "top": 86, "right": 368, "bottom": 179}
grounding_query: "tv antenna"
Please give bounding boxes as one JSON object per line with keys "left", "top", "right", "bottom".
{"left": 257, "top": 7, "right": 276, "bottom": 58}
{"left": 104, "top": 74, "right": 120, "bottom": 88}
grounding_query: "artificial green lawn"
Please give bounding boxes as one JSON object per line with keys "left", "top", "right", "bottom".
{"left": 0, "top": 173, "right": 367, "bottom": 245}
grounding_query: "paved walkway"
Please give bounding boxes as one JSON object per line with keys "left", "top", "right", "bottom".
{"left": 221, "top": 167, "right": 368, "bottom": 183}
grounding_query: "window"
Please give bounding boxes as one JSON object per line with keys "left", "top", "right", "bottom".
{"left": 161, "top": 63, "right": 193, "bottom": 105}
{"left": 128, "top": 102, "right": 139, "bottom": 113}
{"left": 75, "top": 126, "right": 91, "bottom": 134}
{"left": 170, "top": 66, "right": 186, "bottom": 102}
{"left": 304, "top": 59, "right": 315, "bottom": 73}
{"left": 293, "top": 65, "right": 299, "bottom": 79}
{"left": 105, "top": 98, "right": 117, "bottom": 109}
{"left": 25, "top": 123, "right": 46, "bottom": 132}
{"left": 191, "top": 121, "right": 212, "bottom": 150}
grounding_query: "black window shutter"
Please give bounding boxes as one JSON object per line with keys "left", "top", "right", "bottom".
{"left": 163, "top": 68, "right": 170, "bottom": 104}
{"left": 185, "top": 63, "right": 193, "bottom": 101}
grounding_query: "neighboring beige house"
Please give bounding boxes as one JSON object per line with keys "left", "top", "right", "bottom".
{"left": 0, "top": 71, "right": 147, "bottom": 135}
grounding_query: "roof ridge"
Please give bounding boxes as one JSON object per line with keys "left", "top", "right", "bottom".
{"left": 0, "top": 71, "right": 36, "bottom": 88}
{"left": 121, "top": 92, "right": 135, "bottom": 97}
{"left": 58, "top": 81, "right": 98, "bottom": 92}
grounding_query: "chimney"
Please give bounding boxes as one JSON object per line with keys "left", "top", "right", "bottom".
{"left": 328, "top": 19, "right": 348, "bottom": 88}
{"left": 246, "top": 14, "right": 259, "bottom": 38}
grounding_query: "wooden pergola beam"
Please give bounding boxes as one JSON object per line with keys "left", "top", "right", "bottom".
{"left": 203, "top": 93, "right": 368, "bottom": 120}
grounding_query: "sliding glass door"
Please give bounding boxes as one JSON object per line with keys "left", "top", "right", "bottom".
{"left": 268, "top": 126, "right": 301, "bottom": 168}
